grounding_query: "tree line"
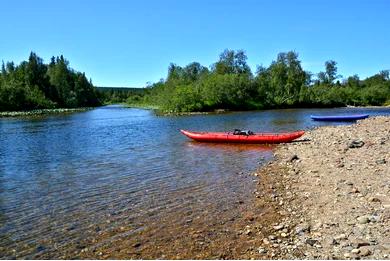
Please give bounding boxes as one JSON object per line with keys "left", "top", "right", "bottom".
{"left": 136, "top": 49, "right": 390, "bottom": 113}
{"left": 0, "top": 52, "right": 101, "bottom": 111}
{"left": 96, "top": 87, "right": 147, "bottom": 104}
{"left": 1, "top": 51, "right": 389, "bottom": 113}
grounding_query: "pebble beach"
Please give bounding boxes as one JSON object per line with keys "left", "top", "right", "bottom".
{"left": 254, "top": 116, "right": 390, "bottom": 259}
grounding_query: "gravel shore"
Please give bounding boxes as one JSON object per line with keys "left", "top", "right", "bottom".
{"left": 0, "top": 107, "right": 93, "bottom": 117}
{"left": 254, "top": 116, "right": 390, "bottom": 259}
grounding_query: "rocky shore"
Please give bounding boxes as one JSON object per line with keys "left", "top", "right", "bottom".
{"left": 253, "top": 116, "right": 390, "bottom": 259}
{"left": 0, "top": 107, "right": 93, "bottom": 117}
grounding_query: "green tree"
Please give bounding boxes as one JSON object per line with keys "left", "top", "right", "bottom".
{"left": 213, "top": 49, "right": 252, "bottom": 75}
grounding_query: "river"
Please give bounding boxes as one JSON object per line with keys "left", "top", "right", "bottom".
{"left": 0, "top": 106, "right": 389, "bottom": 258}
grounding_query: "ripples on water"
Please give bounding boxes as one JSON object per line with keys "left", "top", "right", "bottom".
{"left": 0, "top": 106, "right": 389, "bottom": 258}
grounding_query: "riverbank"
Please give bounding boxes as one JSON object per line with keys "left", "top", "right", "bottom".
{"left": 253, "top": 116, "right": 390, "bottom": 259}
{"left": 125, "top": 103, "right": 390, "bottom": 116}
{"left": 0, "top": 107, "right": 94, "bottom": 117}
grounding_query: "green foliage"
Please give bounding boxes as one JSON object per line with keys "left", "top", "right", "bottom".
{"left": 213, "top": 49, "right": 252, "bottom": 75}
{"left": 97, "top": 87, "right": 148, "bottom": 104}
{"left": 138, "top": 50, "right": 390, "bottom": 113}
{"left": 255, "top": 51, "right": 308, "bottom": 107}
{"left": 0, "top": 52, "right": 101, "bottom": 111}
{"left": 317, "top": 60, "right": 340, "bottom": 84}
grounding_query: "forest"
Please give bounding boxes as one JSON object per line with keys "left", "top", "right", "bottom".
{"left": 0, "top": 52, "right": 101, "bottom": 111}
{"left": 1, "top": 50, "right": 389, "bottom": 113}
{"left": 135, "top": 50, "right": 390, "bottom": 113}
{"left": 96, "top": 87, "right": 147, "bottom": 104}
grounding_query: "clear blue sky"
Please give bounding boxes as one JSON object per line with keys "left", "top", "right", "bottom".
{"left": 1, "top": 0, "right": 389, "bottom": 87}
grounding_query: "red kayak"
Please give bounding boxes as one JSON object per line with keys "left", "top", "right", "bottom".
{"left": 180, "top": 129, "right": 305, "bottom": 144}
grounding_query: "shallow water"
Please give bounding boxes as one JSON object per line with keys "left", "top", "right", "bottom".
{"left": 0, "top": 106, "right": 389, "bottom": 258}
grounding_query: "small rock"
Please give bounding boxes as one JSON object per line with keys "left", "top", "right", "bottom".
{"left": 375, "top": 159, "right": 386, "bottom": 164}
{"left": 351, "top": 248, "right": 360, "bottom": 254}
{"left": 312, "top": 231, "right": 322, "bottom": 237}
{"left": 359, "top": 247, "right": 371, "bottom": 257}
{"left": 344, "top": 253, "right": 351, "bottom": 258}
{"left": 368, "top": 197, "right": 381, "bottom": 202}
{"left": 305, "top": 238, "right": 318, "bottom": 246}
{"left": 288, "top": 154, "right": 299, "bottom": 162}
{"left": 263, "top": 238, "right": 270, "bottom": 245}
{"left": 268, "top": 235, "right": 276, "bottom": 240}
{"left": 334, "top": 234, "right": 347, "bottom": 240}
{"left": 357, "top": 216, "right": 370, "bottom": 224}
{"left": 295, "top": 223, "right": 311, "bottom": 234}
{"left": 312, "top": 222, "right": 322, "bottom": 231}
{"left": 273, "top": 224, "right": 284, "bottom": 231}
{"left": 369, "top": 214, "right": 380, "bottom": 222}
{"left": 351, "top": 187, "right": 360, "bottom": 193}
{"left": 281, "top": 232, "right": 288, "bottom": 238}
{"left": 36, "top": 245, "right": 46, "bottom": 252}
{"left": 348, "top": 140, "right": 364, "bottom": 148}
{"left": 258, "top": 247, "right": 267, "bottom": 254}
{"left": 351, "top": 239, "right": 370, "bottom": 248}
{"left": 337, "top": 163, "right": 345, "bottom": 168}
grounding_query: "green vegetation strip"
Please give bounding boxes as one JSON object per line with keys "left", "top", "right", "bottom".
{"left": 1, "top": 50, "right": 389, "bottom": 114}
{"left": 0, "top": 107, "right": 93, "bottom": 117}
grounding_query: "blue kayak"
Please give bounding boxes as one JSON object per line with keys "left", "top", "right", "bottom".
{"left": 310, "top": 114, "right": 369, "bottom": 121}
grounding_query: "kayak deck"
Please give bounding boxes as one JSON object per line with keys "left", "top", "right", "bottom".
{"left": 180, "top": 130, "right": 305, "bottom": 144}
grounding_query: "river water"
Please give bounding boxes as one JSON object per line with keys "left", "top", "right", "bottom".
{"left": 0, "top": 106, "right": 389, "bottom": 258}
